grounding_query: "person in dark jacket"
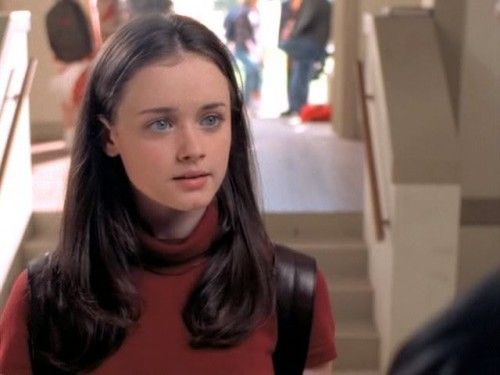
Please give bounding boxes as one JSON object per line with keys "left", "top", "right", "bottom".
{"left": 390, "top": 267, "right": 500, "bottom": 374}
{"left": 279, "top": 0, "right": 332, "bottom": 116}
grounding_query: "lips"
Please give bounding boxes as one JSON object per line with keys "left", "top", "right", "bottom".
{"left": 172, "top": 171, "right": 210, "bottom": 190}
{"left": 173, "top": 171, "right": 210, "bottom": 180}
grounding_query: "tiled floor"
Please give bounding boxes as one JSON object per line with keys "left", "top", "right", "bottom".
{"left": 31, "top": 118, "right": 364, "bottom": 213}
{"left": 252, "top": 117, "right": 364, "bottom": 212}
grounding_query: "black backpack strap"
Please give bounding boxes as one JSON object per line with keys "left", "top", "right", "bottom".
{"left": 273, "top": 244, "right": 317, "bottom": 375}
{"left": 27, "top": 252, "right": 51, "bottom": 375}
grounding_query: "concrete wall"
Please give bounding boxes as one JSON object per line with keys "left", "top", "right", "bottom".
{"left": 331, "top": 0, "right": 426, "bottom": 139}
{"left": 362, "top": 0, "right": 423, "bottom": 14}
{"left": 433, "top": 0, "right": 467, "bottom": 120}
{"left": 363, "top": 13, "right": 460, "bottom": 371}
{"left": 454, "top": 0, "right": 500, "bottom": 292}
{"left": 331, "top": 0, "right": 360, "bottom": 139}
{"left": 362, "top": 0, "right": 500, "bottom": 370}
{"left": 458, "top": 0, "right": 500, "bottom": 199}
{"left": 433, "top": 0, "right": 500, "bottom": 294}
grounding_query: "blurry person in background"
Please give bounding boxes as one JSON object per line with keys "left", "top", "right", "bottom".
{"left": 279, "top": 0, "right": 332, "bottom": 117}
{"left": 51, "top": 0, "right": 174, "bottom": 150}
{"left": 97, "top": 0, "right": 174, "bottom": 41}
{"left": 224, "top": 0, "right": 263, "bottom": 116}
{"left": 48, "top": 0, "right": 102, "bottom": 150}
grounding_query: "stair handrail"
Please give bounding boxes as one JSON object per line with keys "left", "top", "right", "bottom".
{"left": 357, "top": 60, "right": 388, "bottom": 241}
{"left": 0, "top": 58, "right": 37, "bottom": 188}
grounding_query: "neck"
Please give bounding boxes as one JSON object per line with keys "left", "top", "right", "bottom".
{"left": 134, "top": 191, "right": 207, "bottom": 240}
{"left": 149, "top": 208, "right": 206, "bottom": 240}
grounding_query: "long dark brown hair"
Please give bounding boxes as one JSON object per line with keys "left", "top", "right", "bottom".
{"left": 30, "top": 14, "right": 274, "bottom": 373}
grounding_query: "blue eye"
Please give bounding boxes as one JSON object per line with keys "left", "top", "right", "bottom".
{"left": 201, "top": 114, "right": 222, "bottom": 128}
{"left": 150, "top": 119, "right": 172, "bottom": 132}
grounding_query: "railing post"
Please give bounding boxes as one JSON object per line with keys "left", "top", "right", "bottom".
{"left": 0, "top": 58, "right": 37, "bottom": 186}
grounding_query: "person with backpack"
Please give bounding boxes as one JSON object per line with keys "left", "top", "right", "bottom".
{"left": 0, "top": 14, "right": 336, "bottom": 374}
{"left": 224, "top": 0, "right": 263, "bottom": 115}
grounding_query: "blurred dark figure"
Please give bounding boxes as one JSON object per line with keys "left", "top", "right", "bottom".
{"left": 390, "top": 268, "right": 500, "bottom": 375}
{"left": 224, "top": 0, "right": 262, "bottom": 115}
{"left": 98, "top": 0, "right": 174, "bottom": 41}
{"left": 279, "top": 0, "right": 332, "bottom": 116}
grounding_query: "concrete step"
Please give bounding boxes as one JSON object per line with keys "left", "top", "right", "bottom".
{"left": 281, "top": 240, "right": 368, "bottom": 281}
{"left": 23, "top": 237, "right": 58, "bottom": 262}
{"left": 22, "top": 212, "right": 62, "bottom": 261}
{"left": 329, "top": 279, "right": 373, "bottom": 322}
{"left": 264, "top": 212, "right": 363, "bottom": 242}
{"left": 334, "top": 321, "right": 379, "bottom": 371}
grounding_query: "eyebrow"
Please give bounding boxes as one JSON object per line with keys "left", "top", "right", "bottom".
{"left": 137, "top": 102, "right": 227, "bottom": 115}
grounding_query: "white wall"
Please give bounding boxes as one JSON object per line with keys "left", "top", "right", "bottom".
{"left": 0, "top": 11, "right": 33, "bottom": 307}
{"left": 0, "top": 0, "right": 92, "bottom": 141}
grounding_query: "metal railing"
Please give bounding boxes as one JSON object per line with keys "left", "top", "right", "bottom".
{"left": 0, "top": 58, "right": 37, "bottom": 187}
{"left": 357, "top": 60, "right": 388, "bottom": 241}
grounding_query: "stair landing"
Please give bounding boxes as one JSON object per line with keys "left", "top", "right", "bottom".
{"left": 252, "top": 117, "right": 364, "bottom": 213}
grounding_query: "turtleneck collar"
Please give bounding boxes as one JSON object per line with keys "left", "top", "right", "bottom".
{"left": 137, "top": 202, "right": 219, "bottom": 271}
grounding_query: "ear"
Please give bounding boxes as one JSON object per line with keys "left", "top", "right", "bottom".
{"left": 99, "top": 115, "right": 120, "bottom": 157}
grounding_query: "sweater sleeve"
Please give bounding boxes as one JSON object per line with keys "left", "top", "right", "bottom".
{"left": 305, "top": 269, "right": 337, "bottom": 368}
{"left": 0, "top": 270, "right": 32, "bottom": 375}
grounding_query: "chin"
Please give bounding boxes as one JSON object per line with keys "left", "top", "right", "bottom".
{"left": 168, "top": 195, "right": 214, "bottom": 212}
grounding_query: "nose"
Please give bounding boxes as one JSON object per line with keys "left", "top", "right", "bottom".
{"left": 176, "top": 126, "right": 205, "bottom": 162}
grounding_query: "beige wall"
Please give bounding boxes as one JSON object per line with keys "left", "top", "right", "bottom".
{"left": 432, "top": 0, "right": 500, "bottom": 198}
{"left": 332, "top": 0, "right": 426, "bottom": 139}
{"left": 458, "top": 227, "right": 500, "bottom": 292}
{"left": 455, "top": 0, "right": 500, "bottom": 291}
{"left": 433, "top": 0, "right": 467, "bottom": 120}
{"left": 363, "top": 12, "right": 460, "bottom": 370}
{"left": 458, "top": 0, "right": 500, "bottom": 198}
{"left": 362, "top": 0, "right": 500, "bottom": 369}
{"left": 331, "top": 0, "right": 360, "bottom": 138}
{"left": 362, "top": 0, "right": 423, "bottom": 14}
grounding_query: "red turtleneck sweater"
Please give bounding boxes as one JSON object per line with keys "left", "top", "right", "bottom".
{"left": 0, "top": 205, "right": 336, "bottom": 374}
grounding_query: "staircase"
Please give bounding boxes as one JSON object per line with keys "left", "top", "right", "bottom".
{"left": 264, "top": 212, "right": 379, "bottom": 374}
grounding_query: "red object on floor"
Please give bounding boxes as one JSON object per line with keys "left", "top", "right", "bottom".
{"left": 299, "top": 104, "right": 332, "bottom": 122}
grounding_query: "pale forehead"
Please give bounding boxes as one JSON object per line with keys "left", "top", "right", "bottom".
{"left": 118, "top": 52, "right": 230, "bottom": 112}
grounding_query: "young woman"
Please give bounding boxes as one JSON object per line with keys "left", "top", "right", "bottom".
{"left": 0, "top": 14, "right": 336, "bottom": 374}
